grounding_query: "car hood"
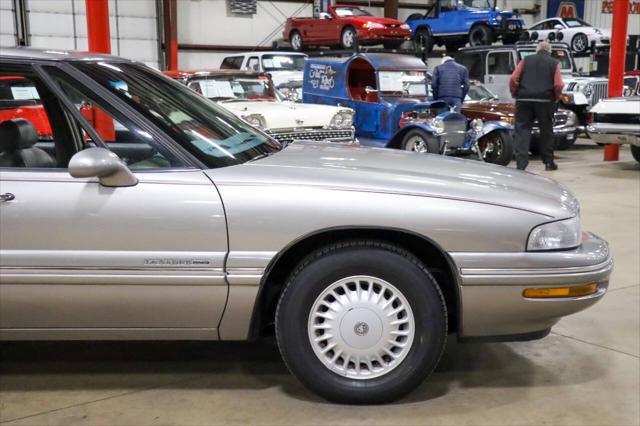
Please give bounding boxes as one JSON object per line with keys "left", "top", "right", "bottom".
{"left": 210, "top": 143, "right": 578, "bottom": 219}
{"left": 347, "top": 16, "right": 405, "bottom": 26}
{"left": 219, "top": 100, "right": 345, "bottom": 130}
{"left": 462, "top": 100, "right": 515, "bottom": 120}
{"left": 590, "top": 96, "right": 640, "bottom": 114}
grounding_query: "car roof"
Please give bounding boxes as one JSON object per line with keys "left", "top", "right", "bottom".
{"left": 166, "top": 69, "right": 266, "bottom": 79}
{"left": 308, "top": 53, "right": 426, "bottom": 71}
{"left": 0, "top": 47, "right": 128, "bottom": 62}
{"left": 223, "top": 51, "right": 307, "bottom": 58}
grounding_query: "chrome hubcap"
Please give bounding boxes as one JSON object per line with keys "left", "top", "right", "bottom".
{"left": 406, "top": 136, "right": 428, "bottom": 153}
{"left": 573, "top": 35, "right": 586, "bottom": 51}
{"left": 308, "top": 276, "right": 415, "bottom": 380}
{"left": 292, "top": 34, "right": 301, "bottom": 50}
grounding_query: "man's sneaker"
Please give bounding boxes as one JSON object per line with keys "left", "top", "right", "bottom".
{"left": 545, "top": 162, "right": 558, "bottom": 171}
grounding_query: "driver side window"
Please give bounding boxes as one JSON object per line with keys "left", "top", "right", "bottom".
{"left": 44, "top": 67, "right": 184, "bottom": 170}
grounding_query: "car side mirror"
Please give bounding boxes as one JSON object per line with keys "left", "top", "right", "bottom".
{"left": 365, "top": 86, "right": 378, "bottom": 94}
{"left": 554, "top": 24, "right": 563, "bottom": 30}
{"left": 69, "top": 147, "right": 138, "bottom": 187}
{"left": 319, "top": 12, "right": 332, "bottom": 20}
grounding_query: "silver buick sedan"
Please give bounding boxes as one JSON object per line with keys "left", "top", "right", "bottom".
{"left": 0, "top": 49, "right": 612, "bottom": 404}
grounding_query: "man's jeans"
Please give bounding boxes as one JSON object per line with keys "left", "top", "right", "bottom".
{"left": 438, "top": 96, "right": 462, "bottom": 113}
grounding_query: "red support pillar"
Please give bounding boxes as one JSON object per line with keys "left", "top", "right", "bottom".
{"left": 85, "top": 0, "right": 111, "bottom": 54}
{"left": 604, "top": 0, "right": 629, "bottom": 161}
{"left": 163, "top": 0, "right": 178, "bottom": 71}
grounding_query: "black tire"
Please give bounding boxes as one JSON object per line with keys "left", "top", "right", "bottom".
{"left": 290, "top": 30, "right": 304, "bottom": 52}
{"left": 383, "top": 41, "right": 403, "bottom": 50}
{"left": 401, "top": 128, "right": 440, "bottom": 153}
{"left": 502, "top": 34, "right": 520, "bottom": 45}
{"left": 413, "top": 27, "right": 434, "bottom": 53}
{"left": 341, "top": 26, "right": 358, "bottom": 50}
{"left": 275, "top": 241, "right": 447, "bottom": 404}
{"left": 469, "top": 25, "right": 493, "bottom": 46}
{"left": 478, "top": 130, "right": 514, "bottom": 166}
{"left": 444, "top": 40, "right": 466, "bottom": 52}
{"left": 571, "top": 33, "right": 589, "bottom": 53}
{"left": 631, "top": 145, "right": 640, "bottom": 163}
{"left": 555, "top": 135, "right": 576, "bottom": 150}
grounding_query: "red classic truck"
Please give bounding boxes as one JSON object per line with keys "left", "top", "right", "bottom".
{"left": 283, "top": 4, "right": 411, "bottom": 51}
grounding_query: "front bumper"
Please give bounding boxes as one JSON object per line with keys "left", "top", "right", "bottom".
{"left": 532, "top": 124, "right": 577, "bottom": 140}
{"left": 452, "top": 232, "right": 612, "bottom": 339}
{"left": 357, "top": 28, "right": 412, "bottom": 42}
{"left": 586, "top": 123, "right": 640, "bottom": 147}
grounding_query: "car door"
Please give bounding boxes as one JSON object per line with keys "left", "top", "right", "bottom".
{"left": 0, "top": 61, "right": 228, "bottom": 340}
{"left": 485, "top": 50, "right": 516, "bottom": 100}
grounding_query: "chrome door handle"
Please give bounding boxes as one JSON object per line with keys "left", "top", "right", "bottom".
{"left": 0, "top": 193, "right": 15, "bottom": 202}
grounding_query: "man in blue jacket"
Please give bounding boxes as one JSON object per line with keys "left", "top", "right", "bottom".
{"left": 432, "top": 56, "right": 469, "bottom": 112}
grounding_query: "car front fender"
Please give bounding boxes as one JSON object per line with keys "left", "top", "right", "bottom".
{"left": 477, "top": 120, "right": 513, "bottom": 138}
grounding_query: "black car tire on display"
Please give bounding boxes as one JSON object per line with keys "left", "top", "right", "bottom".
{"left": 341, "top": 26, "right": 359, "bottom": 50}
{"left": 469, "top": 25, "right": 493, "bottom": 46}
{"left": 478, "top": 130, "right": 514, "bottom": 166}
{"left": 631, "top": 145, "right": 640, "bottom": 163}
{"left": 413, "top": 27, "right": 434, "bottom": 53}
{"left": 401, "top": 129, "right": 439, "bottom": 153}
{"left": 275, "top": 241, "right": 447, "bottom": 404}
{"left": 290, "top": 31, "right": 304, "bottom": 52}
{"left": 571, "top": 33, "right": 589, "bottom": 54}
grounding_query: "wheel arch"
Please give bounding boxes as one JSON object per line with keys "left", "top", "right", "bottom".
{"left": 413, "top": 24, "right": 432, "bottom": 37}
{"left": 247, "top": 226, "right": 461, "bottom": 340}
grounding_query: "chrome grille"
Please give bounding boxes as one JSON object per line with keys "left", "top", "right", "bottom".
{"left": 268, "top": 128, "right": 354, "bottom": 144}
{"left": 554, "top": 112, "right": 568, "bottom": 126}
{"left": 442, "top": 120, "right": 467, "bottom": 148}
{"left": 590, "top": 82, "right": 608, "bottom": 106}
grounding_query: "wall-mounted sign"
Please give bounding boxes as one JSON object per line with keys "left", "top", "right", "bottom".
{"left": 547, "top": 0, "right": 585, "bottom": 18}
{"left": 601, "top": 1, "right": 640, "bottom": 14}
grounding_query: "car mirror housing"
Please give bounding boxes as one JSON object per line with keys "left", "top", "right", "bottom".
{"left": 69, "top": 147, "right": 138, "bottom": 187}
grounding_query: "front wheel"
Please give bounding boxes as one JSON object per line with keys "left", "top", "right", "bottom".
{"left": 571, "top": 33, "right": 589, "bottom": 53}
{"left": 275, "top": 241, "right": 447, "bottom": 404}
{"left": 631, "top": 145, "right": 640, "bottom": 163}
{"left": 469, "top": 25, "right": 493, "bottom": 46}
{"left": 290, "top": 31, "right": 304, "bottom": 52}
{"left": 478, "top": 130, "right": 514, "bottom": 166}
{"left": 341, "top": 27, "right": 358, "bottom": 50}
{"left": 413, "top": 28, "right": 434, "bottom": 53}
{"left": 401, "top": 129, "right": 440, "bottom": 153}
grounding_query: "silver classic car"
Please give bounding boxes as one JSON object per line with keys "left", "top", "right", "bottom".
{"left": 0, "top": 49, "right": 612, "bottom": 404}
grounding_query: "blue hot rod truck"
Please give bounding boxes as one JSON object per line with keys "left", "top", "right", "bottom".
{"left": 406, "top": 0, "right": 525, "bottom": 52}
{"left": 302, "top": 53, "right": 514, "bottom": 165}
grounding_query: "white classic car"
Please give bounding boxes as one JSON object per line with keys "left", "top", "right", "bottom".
{"left": 220, "top": 51, "right": 307, "bottom": 89}
{"left": 527, "top": 17, "right": 610, "bottom": 54}
{"left": 166, "top": 70, "right": 355, "bottom": 145}
{"left": 587, "top": 96, "right": 640, "bottom": 163}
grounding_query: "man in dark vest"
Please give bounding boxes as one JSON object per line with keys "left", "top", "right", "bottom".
{"left": 432, "top": 56, "right": 469, "bottom": 112}
{"left": 509, "top": 41, "right": 564, "bottom": 171}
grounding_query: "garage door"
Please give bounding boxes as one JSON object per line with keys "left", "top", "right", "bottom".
{"left": 25, "top": 0, "right": 160, "bottom": 68}
{"left": 0, "top": 0, "right": 17, "bottom": 46}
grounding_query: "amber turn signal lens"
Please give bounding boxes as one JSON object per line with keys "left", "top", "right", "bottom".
{"left": 523, "top": 283, "right": 598, "bottom": 299}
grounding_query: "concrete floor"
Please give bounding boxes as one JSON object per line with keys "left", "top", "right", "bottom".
{"left": 1, "top": 140, "right": 639, "bottom": 426}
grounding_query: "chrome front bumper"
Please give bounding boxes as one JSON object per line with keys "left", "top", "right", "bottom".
{"left": 452, "top": 233, "right": 612, "bottom": 339}
{"left": 586, "top": 123, "right": 640, "bottom": 146}
{"left": 532, "top": 124, "right": 577, "bottom": 138}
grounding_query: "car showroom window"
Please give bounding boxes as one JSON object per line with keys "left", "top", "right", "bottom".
{"left": 0, "top": 68, "right": 71, "bottom": 168}
{"left": 43, "top": 66, "right": 185, "bottom": 170}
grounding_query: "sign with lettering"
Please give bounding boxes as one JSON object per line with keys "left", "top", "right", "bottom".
{"left": 547, "top": 0, "right": 584, "bottom": 18}
{"left": 601, "top": 1, "right": 640, "bottom": 14}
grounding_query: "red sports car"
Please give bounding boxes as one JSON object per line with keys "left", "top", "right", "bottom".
{"left": 283, "top": 4, "right": 411, "bottom": 51}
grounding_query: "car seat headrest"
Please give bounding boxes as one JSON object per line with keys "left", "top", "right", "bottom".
{"left": 0, "top": 119, "right": 38, "bottom": 152}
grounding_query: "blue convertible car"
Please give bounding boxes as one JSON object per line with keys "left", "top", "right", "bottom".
{"left": 406, "top": 0, "right": 525, "bottom": 52}
{"left": 302, "top": 53, "right": 513, "bottom": 165}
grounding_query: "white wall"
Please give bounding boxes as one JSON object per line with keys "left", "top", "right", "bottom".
{"left": 1, "top": 0, "right": 160, "bottom": 68}
{"left": 0, "top": 0, "right": 16, "bottom": 46}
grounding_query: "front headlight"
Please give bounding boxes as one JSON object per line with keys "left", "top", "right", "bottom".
{"left": 583, "top": 84, "right": 593, "bottom": 98}
{"left": 527, "top": 216, "right": 581, "bottom": 251}
{"left": 431, "top": 117, "right": 445, "bottom": 134}
{"left": 242, "top": 113, "right": 267, "bottom": 129}
{"left": 363, "top": 22, "right": 385, "bottom": 30}
{"left": 400, "top": 23, "right": 410, "bottom": 30}
{"left": 470, "top": 118, "right": 484, "bottom": 133}
{"left": 565, "top": 110, "right": 577, "bottom": 126}
{"left": 330, "top": 110, "right": 354, "bottom": 129}
{"left": 496, "top": 15, "right": 503, "bottom": 22}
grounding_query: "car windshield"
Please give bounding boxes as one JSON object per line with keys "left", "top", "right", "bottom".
{"left": 519, "top": 49, "right": 573, "bottom": 71}
{"left": 378, "top": 71, "right": 428, "bottom": 97}
{"left": 334, "top": 7, "right": 371, "bottom": 17}
{"left": 462, "top": 0, "right": 491, "bottom": 8}
{"left": 466, "top": 81, "right": 497, "bottom": 101}
{"left": 261, "top": 54, "right": 306, "bottom": 72}
{"left": 564, "top": 18, "right": 590, "bottom": 28}
{"left": 190, "top": 76, "right": 275, "bottom": 101}
{"left": 72, "top": 62, "right": 280, "bottom": 169}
